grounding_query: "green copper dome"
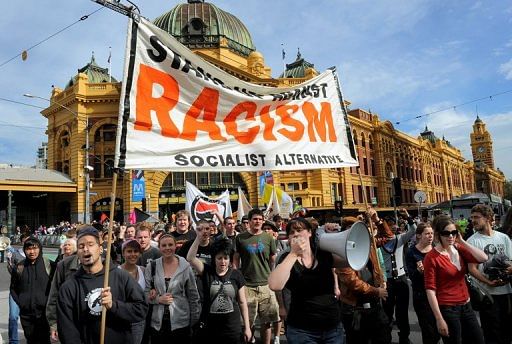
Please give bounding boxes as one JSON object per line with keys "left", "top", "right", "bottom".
{"left": 66, "top": 54, "right": 117, "bottom": 88}
{"left": 280, "top": 49, "right": 317, "bottom": 78}
{"left": 153, "top": 0, "right": 256, "bottom": 57}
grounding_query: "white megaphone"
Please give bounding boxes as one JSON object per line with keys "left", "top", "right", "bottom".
{"left": 317, "top": 221, "right": 371, "bottom": 271}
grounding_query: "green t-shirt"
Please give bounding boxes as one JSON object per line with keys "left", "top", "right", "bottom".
{"left": 235, "top": 231, "right": 276, "bottom": 287}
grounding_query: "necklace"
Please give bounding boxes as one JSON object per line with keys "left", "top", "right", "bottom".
{"left": 300, "top": 254, "right": 316, "bottom": 269}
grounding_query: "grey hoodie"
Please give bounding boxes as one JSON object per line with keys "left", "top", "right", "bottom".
{"left": 144, "top": 255, "right": 200, "bottom": 331}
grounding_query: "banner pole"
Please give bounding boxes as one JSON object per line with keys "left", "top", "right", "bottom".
{"left": 357, "top": 166, "right": 384, "bottom": 287}
{"left": 99, "top": 170, "right": 119, "bottom": 344}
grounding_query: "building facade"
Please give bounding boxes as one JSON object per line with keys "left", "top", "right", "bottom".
{"left": 39, "top": 0, "right": 505, "bottom": 222}
{"left": 36, "top": 142, "right": 48, "bottom": 169}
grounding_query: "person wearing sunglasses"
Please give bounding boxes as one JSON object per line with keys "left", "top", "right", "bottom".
{"left": 423, "top": 215, "right": 487, "bottom": 344}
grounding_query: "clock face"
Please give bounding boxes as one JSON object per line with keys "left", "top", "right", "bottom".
{"left": 477, "top": 146, "right": 485, "bottom": 153}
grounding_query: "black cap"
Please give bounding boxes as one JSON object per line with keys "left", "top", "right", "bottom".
{"left": 77, "top": 226, "right": 100, "bottom": 240}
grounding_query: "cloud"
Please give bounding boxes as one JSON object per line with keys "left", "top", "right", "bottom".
{"left": 404, "top": 103, "right": 512, "bottom": 178}
{"left": 470, "top": 1, "right": 483, "bottom": 11}
{"left": 340, "top": 53, "right": 461, "bottom": 120}
{"left": 499, "top": 59, "right": 512, "bottom": 80}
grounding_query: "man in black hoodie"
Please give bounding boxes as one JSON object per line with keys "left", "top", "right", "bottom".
{"left": 57, "top": 227, "right": 148, "bottom": 344}
{"left": 10, "top": 236, "right": 54, "bottom": 344}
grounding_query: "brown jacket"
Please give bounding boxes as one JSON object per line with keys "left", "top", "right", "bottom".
{"left": 373, "top": 220, "right": 394, "bottom": 247}
{"left": 336, "top": 239, "right": 384, "bottom": 306}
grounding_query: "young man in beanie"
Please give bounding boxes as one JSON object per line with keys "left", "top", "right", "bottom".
{"left": 10, "top": 236, "right": 55, "bottom": 344}
{"left": 57, "top": 227, "right": 148, "bottom": 344}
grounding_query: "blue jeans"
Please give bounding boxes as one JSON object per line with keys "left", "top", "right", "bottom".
{"left": 439, "top": 303, "right": 484, "bottom": 344}
{"left": 286, "top": 323, "right": 345, "bottom": 344}
{"left": 9, "top": 293, "right": 19, "bottom": 344}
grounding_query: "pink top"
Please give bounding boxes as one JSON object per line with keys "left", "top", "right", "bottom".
{"left": 423, "top": 243, "right": 479, "bottom": 305}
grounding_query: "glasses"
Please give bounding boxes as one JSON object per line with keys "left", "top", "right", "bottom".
{"left": 440, "top": 230, "right": 458, "bottom": 237}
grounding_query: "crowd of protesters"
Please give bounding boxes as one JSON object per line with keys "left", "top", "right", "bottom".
{"left": 3, "top": 203, "right": 512, "bottom": 344}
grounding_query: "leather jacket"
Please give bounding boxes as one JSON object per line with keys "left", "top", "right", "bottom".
{"left": 336, "top": 240, "right": 384, "bottom": 306}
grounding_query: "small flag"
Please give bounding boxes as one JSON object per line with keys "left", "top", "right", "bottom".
{"left": 133, "top": 207, "right": 159, "bottom": 223}
{"left": 107, "top": 47, "right": 111, "bottom": 63}
{"left": 100, "top": 212, "right": 108, "bottom": 224}
{"left": 237, "top": 187, "right": 252, "bottom": 221}
{"left": 129, "top": 209, "right": 136, "bottom": 224}
{"left": 282, "top": 48, "right": 285, "bottom": 60}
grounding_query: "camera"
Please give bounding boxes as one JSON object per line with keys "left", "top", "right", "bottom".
{"left": 483, "top": 254, "right": 512, "bottom": 283}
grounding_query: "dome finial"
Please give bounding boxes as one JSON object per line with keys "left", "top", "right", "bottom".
{"left": 296, "top": 47, "right": 302, "bottom": 60}
{"left": 187, "top": 0, "right": 204, "bottom": 3}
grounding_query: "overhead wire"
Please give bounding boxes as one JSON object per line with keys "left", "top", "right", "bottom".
{"left": 0, "top": 7, "right": 104, "bottom": 70}
{"left": 394, "top": 89, "right": 512, "bottom": 125}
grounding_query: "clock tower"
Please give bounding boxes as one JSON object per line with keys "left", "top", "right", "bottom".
{"left": 470, "top": 115, "right": 494, "bottom": 169}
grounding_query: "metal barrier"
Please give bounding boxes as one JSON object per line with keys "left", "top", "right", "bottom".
{"left": 11, "top": 234, "right": 62, "bottom": 247}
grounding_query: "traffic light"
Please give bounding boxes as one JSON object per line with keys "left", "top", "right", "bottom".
{"left": 392, "top": 177, "right": 402, "bottom": 206}
{"left": 334, "top": 200, "right": 343, "bottom": 216}
{"left": 141, "top": 198, "right": 147, "bottom": 212}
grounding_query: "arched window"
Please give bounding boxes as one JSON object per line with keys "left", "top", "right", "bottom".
{"left": 385, "top": 162, "right": 393, "bottom": 178}
{"left": 94, "top": 124, "right": 117, "bottom": 142}
{"left": 104, "top": 157, "right": 114, "bottom": 178}
{"left": 352, "top": 130, "right": 358, "bottom": 146}
{"left": 56, "top": 130, "right": 70, "bottom": 175}
{"left": 92, "top": 124, "right": 118, "bottom": 179}
{"left": 368, "top": 135, "right": 374, "bottom": 149}
{"left": 360, "top": 133, "right": 366, "bottom": 148}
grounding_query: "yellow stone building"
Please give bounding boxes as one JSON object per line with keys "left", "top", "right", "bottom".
{"left": 38, "top": 0, "right": 505, "bottom": 223}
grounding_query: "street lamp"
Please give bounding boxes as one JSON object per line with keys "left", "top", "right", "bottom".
{"left": 24, "top": 93, "right": 91, "bottom": 224}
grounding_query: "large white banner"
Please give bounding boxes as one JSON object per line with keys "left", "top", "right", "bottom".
{"left": 115, "top": 18, "right": 358, "bottom": 172}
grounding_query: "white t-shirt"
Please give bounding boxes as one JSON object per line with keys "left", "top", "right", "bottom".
{"left": 467, "top": 230, "right": 512, "bottom": 295}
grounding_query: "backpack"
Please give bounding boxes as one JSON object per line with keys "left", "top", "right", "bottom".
{"left": 15, "top": 257, "right": 55, "bottom": 295}
{"left": 16, "top": 257, "right": 53, "bottom": 277}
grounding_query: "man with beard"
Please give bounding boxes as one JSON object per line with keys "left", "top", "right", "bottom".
{"left": 10, "top": 236, "right": 55, "bottom": 344}
{"left": 57, "top": 227, "right": 148, "bottom": 344}
{"left": 467, "top": 204, "right": 512, "bottom": 344}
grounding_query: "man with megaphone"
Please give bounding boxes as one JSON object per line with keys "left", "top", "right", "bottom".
{"left": 336, "top": 215, "right": 393, "bottom": 344}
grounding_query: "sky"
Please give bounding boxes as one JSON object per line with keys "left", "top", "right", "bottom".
{"left": 1, "top": 0, "right": 511, "bottom": 179}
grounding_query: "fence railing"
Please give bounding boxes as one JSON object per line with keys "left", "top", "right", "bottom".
{"left": 11, "top": 234, "right": 62, "bottom": 247}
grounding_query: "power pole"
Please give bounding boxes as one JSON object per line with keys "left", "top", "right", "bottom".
{"left": 7, "top": 190, "right": 13, "bottom": 235}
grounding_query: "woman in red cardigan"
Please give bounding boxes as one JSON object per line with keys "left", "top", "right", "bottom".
{"left": 423, "top": 215, "right": 487, "bottom": 344}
